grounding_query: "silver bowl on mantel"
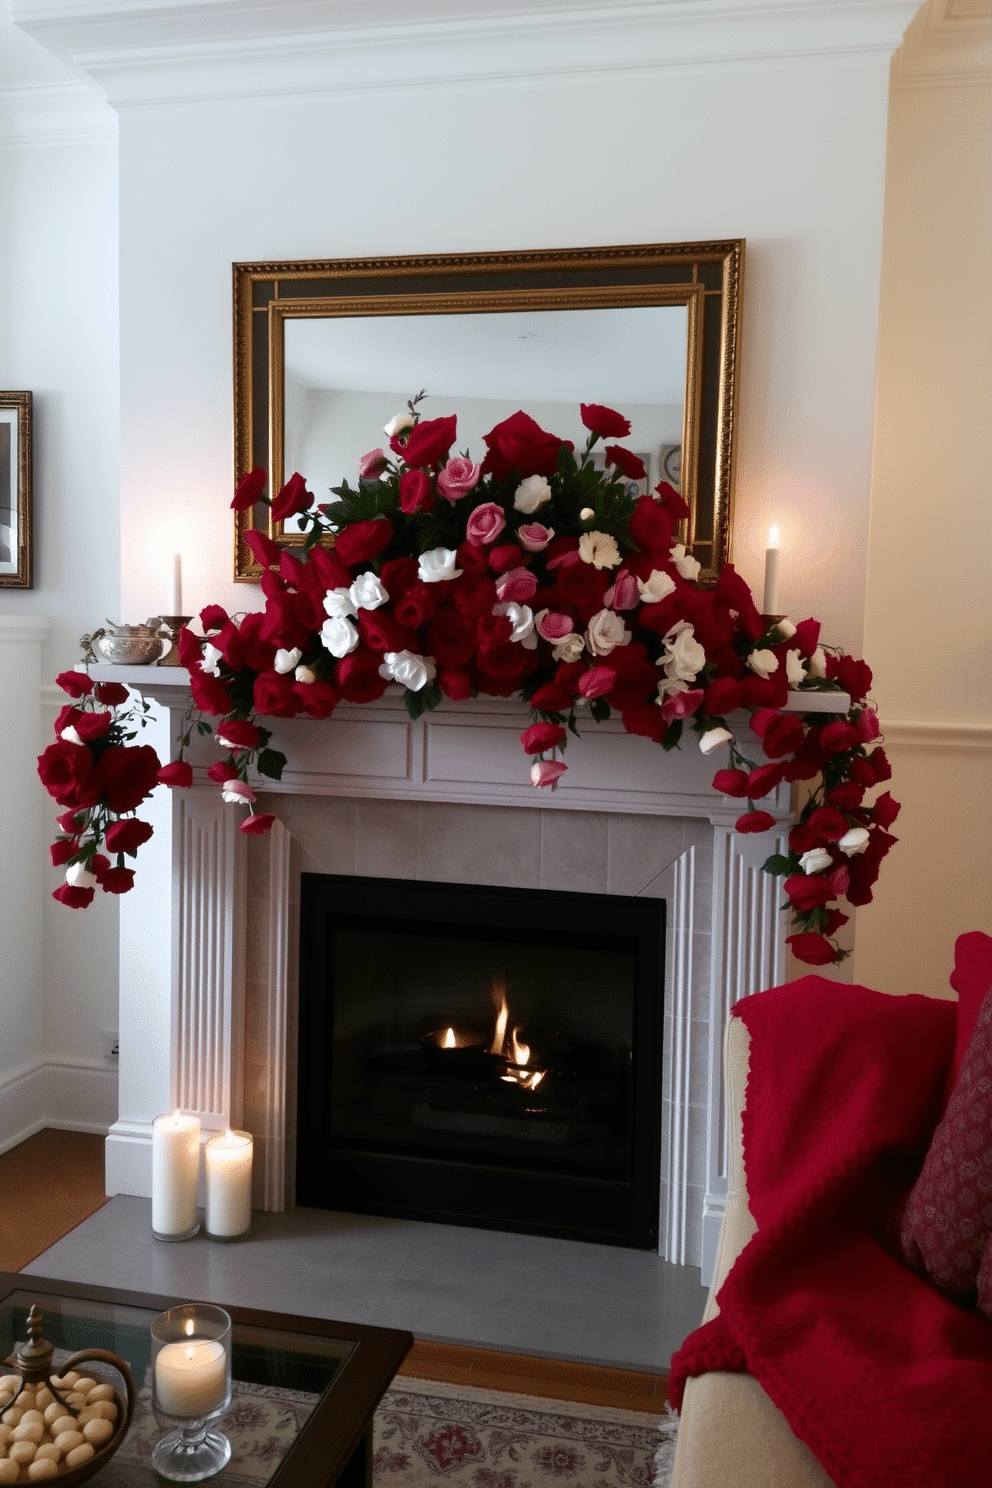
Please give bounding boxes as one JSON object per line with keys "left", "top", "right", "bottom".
{"left": 84, "top": 621, "right": 171, "bottom": 666}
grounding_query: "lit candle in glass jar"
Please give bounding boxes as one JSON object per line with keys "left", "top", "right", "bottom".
{"left": 204, "top": 1130, "right": 253, "bottom": 1240}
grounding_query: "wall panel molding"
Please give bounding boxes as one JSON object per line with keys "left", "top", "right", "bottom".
{"left": 883, "top": 719, "right": 992, "bottom": 752}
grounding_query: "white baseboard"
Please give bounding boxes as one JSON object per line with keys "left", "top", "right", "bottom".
{"left": 0, "top": 1057, "right": 117, "bottom": 1156}
{"left": 104, "top": 1119, "right": 152, "bottom": 1198}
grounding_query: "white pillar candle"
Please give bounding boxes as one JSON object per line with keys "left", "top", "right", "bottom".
{"left": 762, "top": 524, "right": 780, "bottom": 615}
{"left": 205, "top": 1130, "right": 253, "bottom": 1239}
{"left": 154, "top": 1337, "right": 227, "bottom": 1417}
{"left": 151, "top": 1111, "right": 200, "bottom": 1239}
{"left": 170, "top": 552, "right": 183, "bottom": 616}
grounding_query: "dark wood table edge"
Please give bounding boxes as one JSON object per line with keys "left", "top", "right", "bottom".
{"left": 2, "top": 1270, "right": 413, "bottom": 1488}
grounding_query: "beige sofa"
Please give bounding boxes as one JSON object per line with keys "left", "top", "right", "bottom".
{"left": 670, "top": 1016, "right": 835, "bottom": 1487}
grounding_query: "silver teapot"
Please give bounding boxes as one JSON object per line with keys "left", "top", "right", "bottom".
{"left": 81, "top": 620, "right": 172, "bottom": 666}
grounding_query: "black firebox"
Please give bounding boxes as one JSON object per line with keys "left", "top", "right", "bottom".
{"left": 296, "top": 873, "right": 664, "bottom": 1248}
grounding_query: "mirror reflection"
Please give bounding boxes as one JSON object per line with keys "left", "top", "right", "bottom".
{"left": 281, "top": 306, "right": 688, "bottom": 528}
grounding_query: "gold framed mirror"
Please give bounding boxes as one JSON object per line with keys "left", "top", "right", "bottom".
{"left": 233, "top": 241, "right": 744, "bottom": 582}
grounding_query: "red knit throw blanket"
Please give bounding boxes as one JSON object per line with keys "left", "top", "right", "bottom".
{"left": 669, "top": 977, "right": 992, "bottom": 1488}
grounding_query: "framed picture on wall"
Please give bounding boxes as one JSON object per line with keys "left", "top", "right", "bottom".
{"left": 0, "top": 392, "right": 32, "bottom": 589}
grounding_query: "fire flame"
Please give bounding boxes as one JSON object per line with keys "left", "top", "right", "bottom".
{"left": 491, "top": 977, "right": 544, "bottom": 1090}
{"left": 443, "top": 1027, "right": 456, "bottom": 1049}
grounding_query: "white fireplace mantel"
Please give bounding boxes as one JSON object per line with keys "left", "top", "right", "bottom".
{"left": 102, "top": 665, "right": 844, "bottom": 1278}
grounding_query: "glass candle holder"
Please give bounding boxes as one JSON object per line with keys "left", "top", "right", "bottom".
{"left": 151, "top": 1303, "right": 232, "bottom": 1482}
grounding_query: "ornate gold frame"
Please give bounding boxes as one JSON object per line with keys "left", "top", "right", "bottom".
{"left": 232, "top": 242, "right": 744, "bottom": 582}
{"left": 0, "top": 391, "right": 33, "bottom": 590}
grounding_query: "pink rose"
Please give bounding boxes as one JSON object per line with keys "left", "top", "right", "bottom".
{"left": 531, "top": 760, "right": 568, "bottom": 788}
{"left": 535, "top": 610, "right": 575, "bottom": 642}
{"left": 604, "top": 570, "right": 639, "bottom": 611}
{"left": 437, "top": 457, "right": 482, "bottom": 502}
{"left": 465, "top": 502, "right": 506, "bottom": 547}
{"left": 517, "top": 523, "right": 555, "bottom": 554}
{"left": 496, "top": 567, "right": 538, "bottom": 604}
{"left": 358, "top": 448, "right": 389, "bottom": 479}
{"left": 577, "top": 667, "right": 616, "bottom": 701}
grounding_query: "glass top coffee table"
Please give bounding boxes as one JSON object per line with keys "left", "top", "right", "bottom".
{"left": 0, "top": 1271, "right": 412, "bottom": 1487}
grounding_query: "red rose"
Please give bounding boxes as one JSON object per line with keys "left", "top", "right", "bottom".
{"left": 253, "top": 670, "right": 299, "bottom": 718}
{"left": 735, "top": 810, "right": 776, "bottom": 834}
{"left": 620, "top": 704, "right": 666, "bottom": 743}
{"left": 232, "top": 466, "right": 266, "bottom": 511}
{"left": 789, "top": 821, "right": 819, "bottom": 854}
{"left": 438, "top": 669, "right": 473, "bottom": 701}
{"left": 554, "top": 561, "right": 608, "bottom": 619}
{"left": 712, "top": 769, "right": 750, "bottom": 797}
{"left": 246, "top": 528, "right": 281, "bottom": 569}
{"left": 580, "top": 403, "right": 631, "bottom": 438}
{"left": 177, "top": 627, "right": 203, "bottom": 670}
{"left": 50, "top": 838, "right": 77, "bottom": 867}
{"left": 489, "top": 544, "right": 525, "bottom": 575}
{"left": 746, "top": 762, "right": 785, "bottom": 798}
{"left": 57, "top": 808, "right": 84, "bottom": 833}
{"left": 66, "top": 710, "right": 113, "bottom": 743}
{"left": 357, "top": 610, "right": 416, "bottom": 654}
{"left": 335, "top": 648, "right": 388, "bottom": 703}
{"left": 653, "top": 481, "right": 691, "bottom": 520}
{"left": 873, "top": 791, "right": 901, "bottom": 829}
{"left": 333, "top": 519, "right": 394, "bottom": 567}
{"left": 481, "top": 411, "right": 571, "bottom": 479}
{"left": 427, "top": 611, "right": 476, "bottom": 668}
{"left": 105, "top": 818, "right": 154, "bottom": 853}
{"left": 53, "top": 882, "right": 95, "bottom": 909}
{"left": 451, "top": 575, "right": 497, "bottom": 620}
{"left": 826, "top": 782, "right": 866, "bottom": 810}
{"left": 818, "top": 720, "right": 859, "bottom": 754}
{"left": 96, "top": 745, "right": 161, "bottom": 814}
{"left": 394, "top": 582, "right": 436, "bottom": 630}
{"left": 259, "top": 593, "right": 310, "bottom": 654}
{"left": 37, "top": 742, "right": 99, "bottom": 807}
{"left": 821, "top": 908, "right": 850, "bottom": 937}
{"left": 529, "top": 682, "right": 576, "bottom": 711}
{"left": 792, "top": 618, "right": 821, "bottom": 656}
{"left": 303, "top": 543, "right": 353, "bottom": 593}
{"left": 391, "top": 415, "right": 457, "bottom": 469}
{"left": 713, "top": 565, "right": 763, "bottom": 641}
{"left": 807, "top": 804, "right": 849, "bottom": 842}
{"left": 380, "top": 556, "right": 419, "bottom": 596}
{"left": 476, "top": 643, "right": 535, "bottom": 685}
{"left": 836, "top": 655, "right": 872, "bottom": 700}
{"left": 189, "top": 670, "right": 233, "bottom": 717}
{"left": 762, "top": 714, "right": 806, "bottom": 759}
{"left": 215, "top": 718, "right": 261, "bottom": 750}
{"left": 56, "top": 670, "right": 94, "bottom": 697}
{"left": 239, "top": 813, "right": 276, "bottom": 836}
{"left": 629, "top": 495, "right": 672, "bottom": 552}
{"left": 279, "top": 550, "right": 305, "bottom": 589}
{"left": 786, "top": 932, "right": 838, "bottom": 966}
{"left": 704, "top": 677, "right": 744, "bottom": 717}
{"left": 158, "top": 760, "right": 194, "bottom": 789}
{"left": 399, "top": 469, "right": 434, "bottom": 514}
{"left": 207, "top": 761, "right": 238, "bottom": 783}
{"left": 98, "top": 866, "right": 136, "bottom": 895}
{"left": 95, "top": 681, "right": 129, "bottom": 707}
{"left": 292, "top": 680, "right": 339, "bottom": 718}
{"left": 604, "top": 446, "right": 646, "bottom": 480}
{"left": 271, "top": 471, "right": 312, "bottom": 522}
{"left": 521, "top": 722, "right": 566, "bottom": 754}
{"left": 784, "top": 873, "right": 833, "bottom": 911}
{"left": 456, "top": 543, "right": 491, "bottom": 578}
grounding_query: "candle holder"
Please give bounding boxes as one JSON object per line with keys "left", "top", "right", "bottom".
{"left": 148, "top": 615, "right": 193, "bottom": 667}
{"left": 150, "top": 1304, "right": 232, "bottom": 1483}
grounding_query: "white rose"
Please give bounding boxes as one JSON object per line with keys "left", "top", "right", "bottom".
{"left": 294, "top": 664, "right": 317, "bottom": 684}
{"left": 661, "top": 621, "right": 706, "bottom": 681}
{"left": 320, "top": 615, "right": 359, "bottom": 658}
{"left": 492, "top": 601, "right": 537, "bottom": 649}
{"left": 671, "top": 543, "right": 701, "bottom": 581}
{"left": 800, "top": 847, "right": 833, "bottom": 875}
{"left": 772, "top": 618, "right": 797, "bottom": 641}
{"left": 200, "top": 642, "right": 223, "bottom": 677}
{"left": 747, "top": 648, "right": 779, "bottom": 679}
{"left": 808, "top": 646, "right": 827, "bottom": 678}
{"left": 637, "top": 569, "right": 676, "bottom": 605}
{"left": 578, "top": 530, "right": 621, "bottom": 570}
{"left": 513, "top": 475, "right": 552, "bottom": 515}
{"left": 699, "top": 727, "right": 734, "bottom": 755}
{"left": 552, "top": 633, "right": 584, "bottom": 663}
{"left": 418, "top": 547, "right": 463, "bottom": 584}
{"left": 65, "top": 862, "right": 97, "bottom": 888}
{"left": 323, "top": 586, "right": 356, "bottom": 619}
{"left": 349, "top": 572, "right": 389, "bottom": 611}
{"left": 585, "top": 608, "right": 631, "bottom": 657}
{"left": 838, "top": 827, "right": 870, "bottom": 857}
{"left": 60, "top": 726, "right": 83, "bottom": 745}
{"left": 379, "top": 650, "right": 436, "bottom": 692}
{"left": 785, "top": 648, "right": 806, "bottom": 687}
{"left": 579, "top": 507, "right": 595, "bottom": 521}
{"left": 221, "top": 779, "right": 256, "bottom": 805}
{"left": 273, "top": 647, "right": 302, "bottom": 674}
{"left": 384, "top": 412, "right": 415, "bottom": 438}
{"left": 656, "top": 677, "right": 689, "bottom": 702}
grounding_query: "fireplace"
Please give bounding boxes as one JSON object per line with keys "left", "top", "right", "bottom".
{"left": 296, "top": 874, "right": 665, "bottom": 1248}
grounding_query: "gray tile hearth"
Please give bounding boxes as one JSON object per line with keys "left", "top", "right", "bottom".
{"left": 28, "top": 1198, "right": 706, "bottom": 1374}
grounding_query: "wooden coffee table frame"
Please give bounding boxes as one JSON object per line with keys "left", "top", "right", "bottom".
{"left": 0, "top": 1271, "right": 412, "bottom": 1487}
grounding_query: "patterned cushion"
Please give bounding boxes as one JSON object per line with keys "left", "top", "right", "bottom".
{"left": 940, "top": 931, "right": 992, "bottom": 1113}
{"left": 899, "top": 977, "right": 992, "bottom": 1299}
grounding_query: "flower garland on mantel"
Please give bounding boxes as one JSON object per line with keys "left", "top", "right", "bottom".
{"left": 37, "top": 398, "right": 899, "bottom": 966}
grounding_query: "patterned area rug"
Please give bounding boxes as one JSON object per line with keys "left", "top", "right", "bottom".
{"left": 373, "top": 1376, "right": 679, "bottom": 1488}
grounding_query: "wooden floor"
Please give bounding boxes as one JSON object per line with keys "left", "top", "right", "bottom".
{"left": 1, "top": 1129, "right": 667, "bottom": 1413}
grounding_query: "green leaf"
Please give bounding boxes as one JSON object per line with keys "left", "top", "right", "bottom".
{"left": 404, "top": 682, "right": 443, "bottom": 720}
{"left": 661, "top": 719, "right": 683, "bottom": 752}
{"left": 762, "top": 854, "right": 796, "bottom": 876}
{"left": 590, "top": 698, "right": 611, "bottom": 723}
{"left": 256, "top": 748, "right": 286, "bottom": 781}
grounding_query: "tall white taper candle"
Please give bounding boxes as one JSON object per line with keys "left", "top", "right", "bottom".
{"left": 762, "top": 525, "right": 780, "bottom": 615}
{"left": 151, "top": 1111, "right": 200, "bottom": 1239}
{"left": 170, "top": 552, "right": 183, "bottom": 615}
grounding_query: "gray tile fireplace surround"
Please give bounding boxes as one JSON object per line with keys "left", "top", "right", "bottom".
{"left": 29, "top": 1196, "right": 706, "bottom": 1373}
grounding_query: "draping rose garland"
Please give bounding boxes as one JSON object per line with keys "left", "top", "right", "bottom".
{"left": 37, "top": 398, "right": 900, "bottom": 966}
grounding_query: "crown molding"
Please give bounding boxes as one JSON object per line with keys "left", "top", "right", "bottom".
{"left": 10, "top": 0, "right": 921, "bottom": 111}
{"left": 891, "top": 0, "right": 992, "bottom": 87}
{"left": 0, "top": 80, "right": 116, "bottom": 144}
{"left": 882, "top": 719, "right": 992, "bottom": 752}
